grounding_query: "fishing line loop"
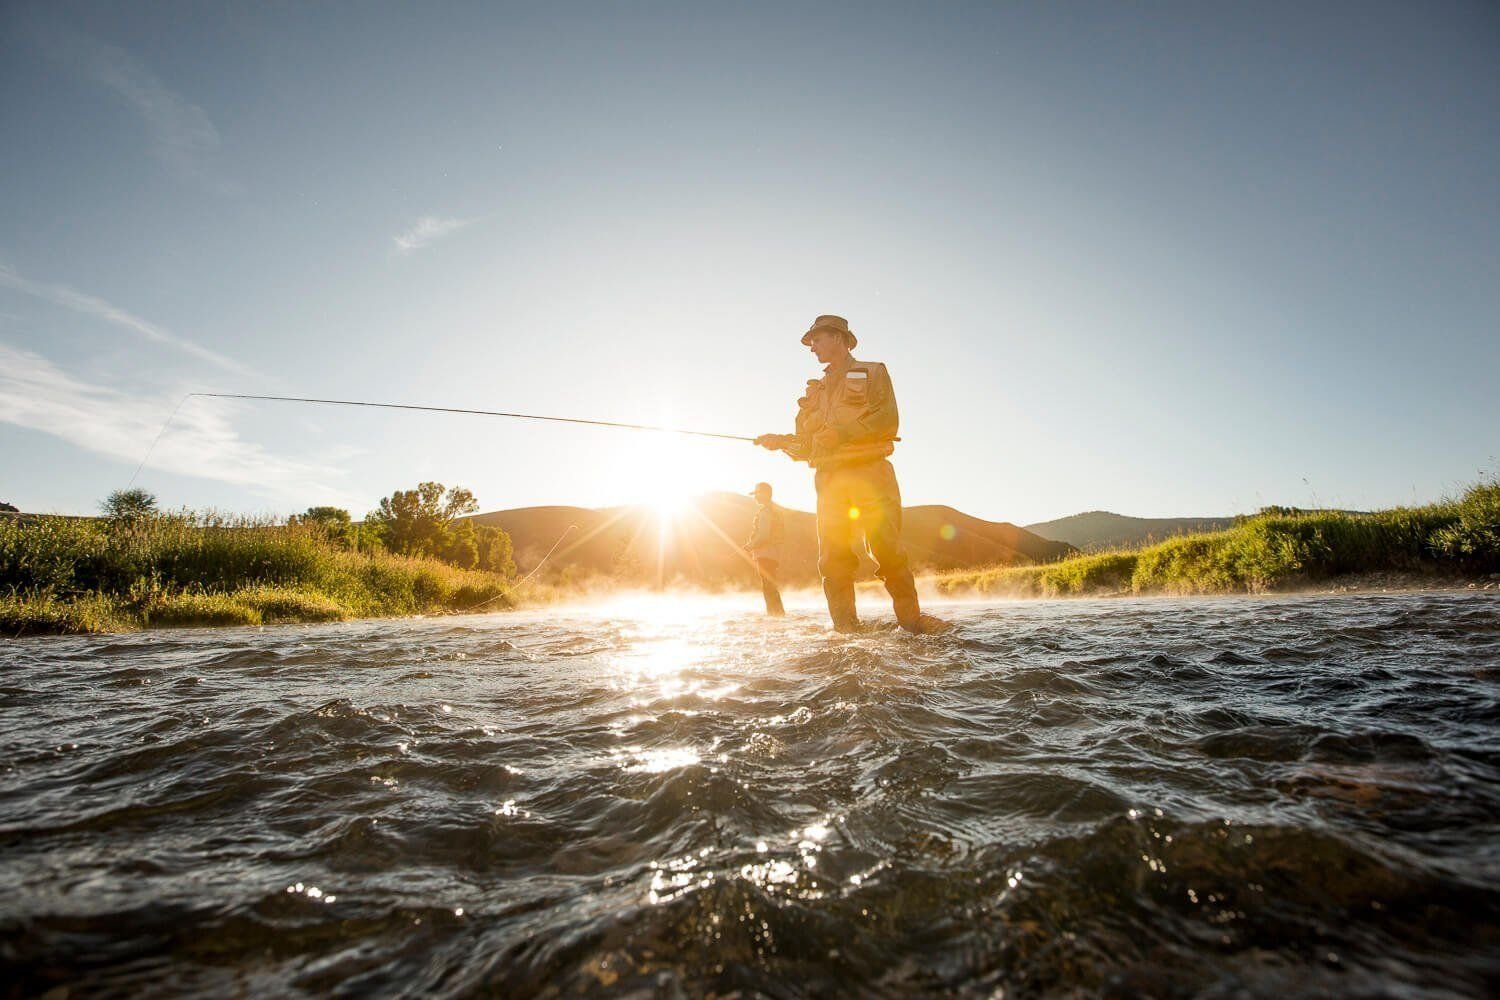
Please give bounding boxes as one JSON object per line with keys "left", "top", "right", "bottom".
{"left": 457, "top": 523, "right": 577, "bottom": 614}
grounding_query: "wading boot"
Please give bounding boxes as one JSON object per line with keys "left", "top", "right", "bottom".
{"left": 823, "top": 580, "right": 861, "bottom": 634}
{"left": 888, "top": 577, "right": 951, "bottom": 635}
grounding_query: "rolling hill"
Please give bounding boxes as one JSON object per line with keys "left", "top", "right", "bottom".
{"left": 1023, "top": 511, "right": 1236, "bottom": 551}
{"left": 472, "top": 492, "right": 1075, "bottom": 587}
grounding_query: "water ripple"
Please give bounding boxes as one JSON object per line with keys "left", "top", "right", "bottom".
{"left": 1, "top": 591, "right": 1498, "bottom": 995}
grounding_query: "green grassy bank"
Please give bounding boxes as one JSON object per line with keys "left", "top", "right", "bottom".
{"left": 937, "top": 479, "right": 1500, "bottom": 598}
{"left": 1, "top": 513, "right": 514, "bottom": 636}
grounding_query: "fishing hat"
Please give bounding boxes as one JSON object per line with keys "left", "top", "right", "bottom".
{"left": 800, "top": 314, "right": 856, "bottom": 348}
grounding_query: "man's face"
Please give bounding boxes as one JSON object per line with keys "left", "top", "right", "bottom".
{"left": 754, "top": 488, "right": 772, "bottom": 504}
{"left": 808, "top": 330, "right": 848, "bottom": 364}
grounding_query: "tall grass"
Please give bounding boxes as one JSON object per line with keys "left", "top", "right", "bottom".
{"left": 937, "top": 479, "right": 1500, "bottom": 599}
{"left": 0, "top": 512, "right": 513, "bottom": 636}
{"left": 1429, "top": 478, "right": 1500, "bottom": 567}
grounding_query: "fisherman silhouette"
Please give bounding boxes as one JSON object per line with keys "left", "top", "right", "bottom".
{"left": 743, "top": 482, "right": 786, "bottom": 616}
{"left": 755, "top": 315, "right": 949, "bottom": 634}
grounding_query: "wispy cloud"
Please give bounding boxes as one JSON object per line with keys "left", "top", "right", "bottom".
{"left": 393, "top": 215, "right": 475, "bottom": 253}
{"left": 0, "top": 264, "right": 253, "bottom": 377}
{"left": 28, "top": 17, "right": 239, "bottom": 195}
{"left": 0, "top": 342, "right": 349, "bottom": 506}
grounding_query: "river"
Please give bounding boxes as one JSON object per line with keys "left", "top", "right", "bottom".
{"left": 3, "top": 591, "right": 1498, "bottom": 996}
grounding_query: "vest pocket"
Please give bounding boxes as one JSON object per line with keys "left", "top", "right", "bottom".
{"left": 841, "top": 371, "right": 869, "bottom": 404}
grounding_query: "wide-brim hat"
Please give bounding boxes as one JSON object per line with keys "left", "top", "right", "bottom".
{"left": 800, "top": 314, "right": 856, "bottom": 348}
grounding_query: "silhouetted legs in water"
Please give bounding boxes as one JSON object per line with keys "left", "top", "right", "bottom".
{"left": 755, "top": 557, "right": 785, "bottom": 616}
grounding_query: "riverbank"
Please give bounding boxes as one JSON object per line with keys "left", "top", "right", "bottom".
{"left": 6, "top": 480, "right": 1495, "bottom": 636}
{"left": 936, "top": 480, "right": 1499, "bottom": 599}
{"left": 1, "top": 513, "right": 513, "bottom": 637}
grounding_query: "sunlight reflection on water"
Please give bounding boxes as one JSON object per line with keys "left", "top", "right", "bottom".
{"left": 3, "top": 591, "right": 1498, "bottom": 996}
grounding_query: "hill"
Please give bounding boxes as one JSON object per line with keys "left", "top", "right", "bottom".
{"left": 473, "top": 492, "right": 1074, "bottom": 587}
{"left": 1024, "top": 511, "right": 1235, "bottom": 551}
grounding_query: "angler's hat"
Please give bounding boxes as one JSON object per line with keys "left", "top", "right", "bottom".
{"left": 800, "top": 314, "right": 856, "bottom": 348}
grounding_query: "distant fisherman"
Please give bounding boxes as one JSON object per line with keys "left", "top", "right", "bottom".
{"left": 744, "top": 482, "right": 786, "bottom": 617}
{"left": 755, "top": 315, "right": 947, "bottom": 634}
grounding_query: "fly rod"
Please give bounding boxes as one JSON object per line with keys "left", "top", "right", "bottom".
{"left": 188, "top": 393, "right": 757, "bottom": 442}
{"left": 128, "top": 392, "right": 759, "bottom": 488}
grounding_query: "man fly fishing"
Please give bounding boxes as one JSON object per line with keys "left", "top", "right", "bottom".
{"left": 167, "top": 317, "right": 946, "bottom": 634}
{"left": 755, "top": 315, "right": 948, "bottom": 634}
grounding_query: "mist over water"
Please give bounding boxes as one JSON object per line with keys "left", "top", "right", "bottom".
{"left": 3, "top": 592, "right": 1498, "bottom": 996}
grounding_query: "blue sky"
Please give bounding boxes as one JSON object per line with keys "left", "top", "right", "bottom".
{"left": 2, "top": 1, "right": 1496, "bottom": 524}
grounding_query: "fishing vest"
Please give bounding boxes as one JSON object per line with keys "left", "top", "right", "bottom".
{"left": 793, "top": 358, "right": 900, "bottom": 469}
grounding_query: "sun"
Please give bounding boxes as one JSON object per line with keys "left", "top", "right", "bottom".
{"left": 651, "top": 491, "right": 692, "bottom": 519}
{"left": 635, "top": 433, "right": 698, "bottom": 522}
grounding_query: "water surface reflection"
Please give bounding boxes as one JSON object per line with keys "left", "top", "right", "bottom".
{"left": 2, "top": 591, "right": 1498, "bottom": 995}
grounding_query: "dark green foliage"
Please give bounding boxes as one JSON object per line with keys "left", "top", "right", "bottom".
{"left": 291, "top": 506, "right": 358, "bottom": 548}
{"left": 443, "top": 520, "right": 480, "bottom": 569}
{"left": 100, "top": 488, "right": 157, "bottom": 523}
{"left": 476, "top": 524, "right": 515, "bottom": 577}
{"left": 367, "top": 483, "right": 478, "bottom": 558}
{"left": 362, "top": 483, "right": 515, "bottom": 578}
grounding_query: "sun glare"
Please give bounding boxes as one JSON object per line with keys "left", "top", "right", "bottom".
{"left": 636, "top": 433, "right": 697, "bottom": 522}
{"left": 651, "top": 491, "right": 692, "bottom": 520}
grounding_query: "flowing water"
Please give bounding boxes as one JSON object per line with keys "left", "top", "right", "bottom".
{"left": 3, "top": 591, "right": 1499, "bottom": 997}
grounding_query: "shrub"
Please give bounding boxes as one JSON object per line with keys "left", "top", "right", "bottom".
{"left": 1429, "top": 479, "right": 1500, "bottom": 568}
{"left": 101, "top": 488, "right": 158, "bottom": 523}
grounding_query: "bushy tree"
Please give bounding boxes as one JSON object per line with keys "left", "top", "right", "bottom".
{"left": 366, "top": 483, "right": 478, "bottom": 558}
{"left": 477, "top": 524, "right": 516, "bottom": 577}
{"left": 443, "top": 519, "right": 480, "bottom": 569}
{"left": 291, "top": 506, "right": 356, "bottom": 547}
{"left": 101, "top": 488, "right": 157, "bottom": 523}
{"left": 360, "top": 483, "right": 514, "bottom": 576}
{"left": 352, "top": 522, "right": 385, "bottom": 553}
{"left": 300, "top": 506, "right": 352, "bottom": 529}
